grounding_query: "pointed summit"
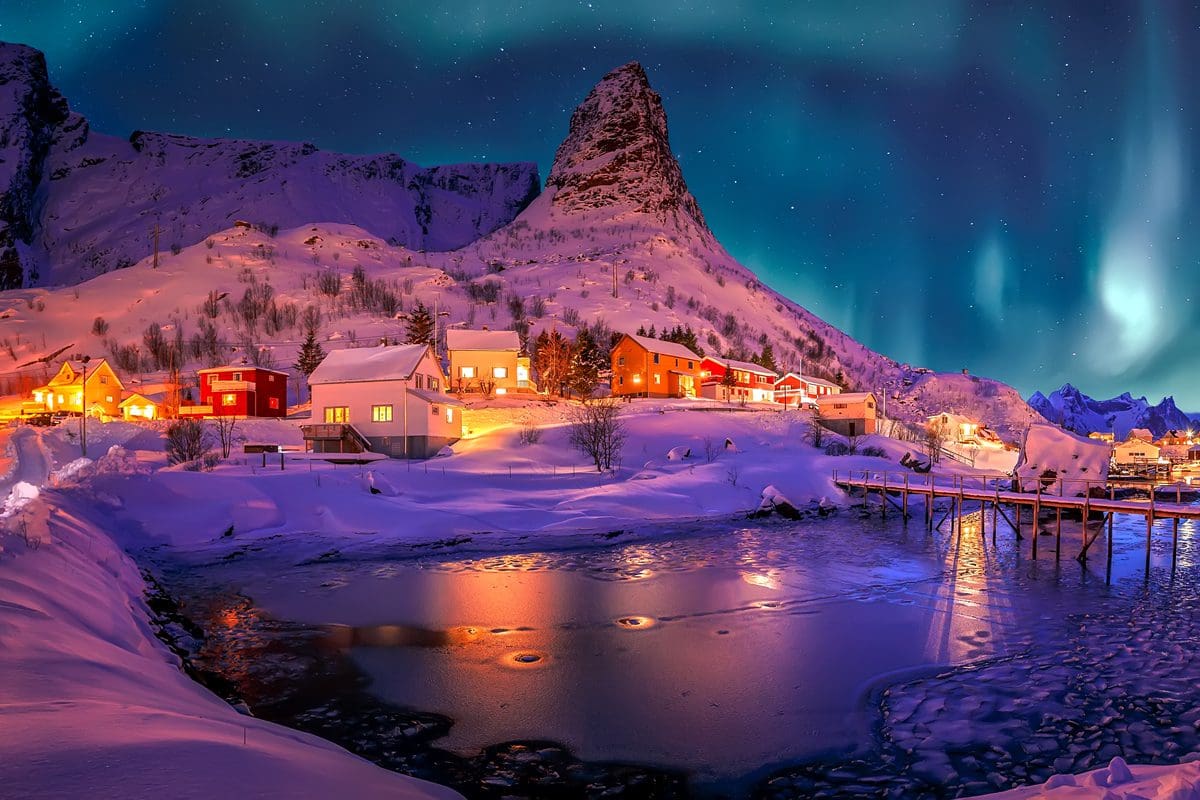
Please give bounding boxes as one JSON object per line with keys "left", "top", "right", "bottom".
{"left": 545, "top": 62, "right": 709, "bottom": 234}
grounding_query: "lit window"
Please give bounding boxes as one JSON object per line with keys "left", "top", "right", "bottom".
{"left": 324, "top": 406, "right": 349, "bottom": 423}
{"left": 445, "top": 407, "right": 453, "bottom": 423}
{"left": 268, "top": 374, "right": 275, "bottom": 382}
{"left": 105, "top": 395, "right": 114, "bottom": 403}
{"left": 493, "top": 366, "right": 508, "bottom": 378}
{"left": 268, "top": 397, "right": 280, "bottom": 409}
{"left": 429, "top": 377, "right": 439, "bottom": 391}
{"left": 372, "top": 404, "right": 393, "bottom": 422}
{"left": 653, "top": 374, "right": 662, "bottom": 385}
{"left": 461, "top": 366, "right": 476, "bottom": 379}
{"left": 222, "top": 393, "right": 237, "bottom": 406}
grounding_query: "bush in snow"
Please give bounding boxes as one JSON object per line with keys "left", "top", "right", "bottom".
{"left": 165, "top": 419, "right": 212, "bottom": 465}
{"left": 517, "top": 420, "right": 543, "bottom": 446}
{"left": 860, "top": 445, "right": 887, "bottom": 458}
{"left": 824, "top": 442, "right": 849, "bottom": 456}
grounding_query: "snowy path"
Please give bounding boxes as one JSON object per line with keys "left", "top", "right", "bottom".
{"left": 0, "top": 426, "right": 52, "bottom": 492}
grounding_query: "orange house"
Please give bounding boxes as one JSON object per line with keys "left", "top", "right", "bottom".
{"left": 610, "top": 334, "right": 701, "bottom": 398}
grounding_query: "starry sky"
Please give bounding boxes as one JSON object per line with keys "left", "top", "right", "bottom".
{"left": 2, "top": 1, "right": 1198, "bottom": 406}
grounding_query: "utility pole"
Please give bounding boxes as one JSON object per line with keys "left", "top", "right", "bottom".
{"left": 150, "top": 223, "right": 162, "bottom": 268}
{"left": 74, "top": 354, "right": 92, "bottom": 457}
{"left": 612, "top": 262, "right": 618, "bottom": 299}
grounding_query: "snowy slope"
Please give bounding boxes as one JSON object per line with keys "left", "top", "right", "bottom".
{"left": 0, "top": 433, "right": 460, "bottom": 800}
{"left": 1029, "top": 383, "right": 1192, "bottom": 439}
{"left": 0, "top": 41, "right": 539, "bottom": 288}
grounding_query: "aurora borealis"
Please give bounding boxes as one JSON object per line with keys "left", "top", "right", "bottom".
{"left": 2, "top": 1, "right": 1197, "bottom": 405}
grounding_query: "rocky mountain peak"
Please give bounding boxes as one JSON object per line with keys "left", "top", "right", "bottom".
{"left": 545, "top": 61, "right": 709, "bottom": 234}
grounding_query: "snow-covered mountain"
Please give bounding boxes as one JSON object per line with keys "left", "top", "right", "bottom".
{"left": 0, "top": 53, "right": 1043, "bottom": 439}
{"left": 0, "top": 42, "right": 539, "bottom": 289}
{"left": 1028, "top": 384, "right": 1192, "bottom": 439}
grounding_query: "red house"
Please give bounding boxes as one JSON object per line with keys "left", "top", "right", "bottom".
{"left": 774, "top": 372, "right": 841, "bottom": 408}
{"left": 698, "top": 356, "right": 778, "bottom": 403}
{"left": 193, "top": 365, "right": 288, "bottom": 418}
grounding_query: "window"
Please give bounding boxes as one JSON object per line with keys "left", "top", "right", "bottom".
{"left": 415, "top": 374, "right": 424, "bottom": 389}
{"left": 619, "top": 376, "right": 625, "bottom": 385}
{"left": 428, "top": 377, "right": 439, "bottom": 391}
{"left": 372, "top": 404, "right": 393, "bottom": 422}
{"left": 233, "top": 372, "right": 242, "bottom": 381}
{"left": 105, "top": 395, "right": 114, "bottom": 403}
{"left": 445, "top": 407, "right": 453, "bottom": 423}
{"left": 431, "top": 406, "right": 440, "bottom": 417}
{"left": 268, "top": 397, "right": 280, "bottom": 409}
{"left": 688, "top": 361, "right": 694, "bottom": 369}
{"left": 618, "top": 356, "right": 625, "bottom": 367}
{"left": 653, "top": 374, "right": 662, "bottom": 385}
{"left": 268, "top": 374, "right": 275, "bottom": 382}
{"left": 493, "top": 366, "right": 508, "bottom": 379}
{"left": 208, "top": 375, "right": 216, "bottom": 385}
{"left": 99, "top": 375, "right": 108, "bottom": 384}
{"left": 324, "top": 406, "right": 349, "bottom": 423}
{"left": 461, "top": 366, "right": 476, "bottom": 379}
{"left": 222, "top": 393, "right": 237, "bottom": 406}
{"left": 653, "top": 353, "right": 660, "bottom": 365}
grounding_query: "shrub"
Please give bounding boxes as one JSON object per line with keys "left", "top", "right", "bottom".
{"left": 91, "top": 316, "right": 109, "bottom": 336}
{"left": 517, "top": 420, "right": 543, "bottom": 446}
{"left": 165, "top": 419, "right": 211, "bottom": 465}
{"left": 860, "top": 446, "right": 887, "bottom": 458}
{"left": 824, "top": 442, "right": 849, "bottom": 456}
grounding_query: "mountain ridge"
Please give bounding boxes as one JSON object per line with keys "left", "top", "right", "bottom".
{"left": 1029, "top": 383, "right": 1191, "bottom": 439}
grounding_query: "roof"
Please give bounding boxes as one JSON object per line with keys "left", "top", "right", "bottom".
{"left": 309, "top": 344, "right": 430, "bottom": 385}
{"left": 704, "top": 355, "right": 777, "bottom": 377}
{"left": 119, "top": 391, "right": 166, "bottom": 407}
{"left": 805, "top": 376, "right": 839, "bottom": 389}
{"left": 446, "top": 328, "right": 520, "bottom": 352}
{"left": 624, "top": 333, "right": 701, "bottom": 361}
{"left": 819, "top": 391, "right": 876, "bottom": 403}
{"left": 929, "top": 412, "right": 978, "bottom": 426}
{"left": 408, "top": 388, "right": 464, "bottom": 406}
{"left": 198, "top": 364, "right": 289, "bottom": 375}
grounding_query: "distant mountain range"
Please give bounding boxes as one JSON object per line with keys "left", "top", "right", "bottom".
{"left": 0, "top": 42, "right": 1046, "bottom": 438}
{"left": 1028, "top": 384, "right": 1193, "bottom": 439}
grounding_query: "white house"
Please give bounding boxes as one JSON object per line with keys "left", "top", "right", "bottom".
{"left": 1113, "top": 438, "right": 1162, "bottom": 467}
{"left": 303, "top": 344, "right": 462, "bottom": 459}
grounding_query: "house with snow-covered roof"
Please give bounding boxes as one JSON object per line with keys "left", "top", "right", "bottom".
{"left": 816, "top": 392, "right": 878, "bottom": 437}
{"left": 303, "top": 343, "right": 461, "bottom": 459}
{"left": 610, "top": 333, "right": 701, "bottom": 399}
{"left": 698, "top": 356, "right": 778, "bottom": 403}
{"left": 445, "top": 328, "right": 535, "bottom": 395}
{"left": 185, "top": 365, "right": 287, "bottom": 418}
{"left": 773, "top": 372, "right": 840, "bottom": 408}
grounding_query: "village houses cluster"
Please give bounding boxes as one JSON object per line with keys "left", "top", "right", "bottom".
{"left": 36, "top": 325, "right": 1176, "bottom": 468}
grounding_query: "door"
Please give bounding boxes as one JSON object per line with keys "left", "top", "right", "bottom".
{"left": 848, "top": 422, "right": 857, "bottom": 437}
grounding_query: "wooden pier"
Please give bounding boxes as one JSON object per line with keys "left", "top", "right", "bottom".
{"left": 833, "top": 469, "right": 1200, "bottom": 581}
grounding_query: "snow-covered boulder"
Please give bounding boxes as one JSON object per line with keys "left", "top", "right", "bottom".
{"left": 1, "top": 481, "right": 39, "bottom": 518}
{"left": 753, "top": 484, "right": 802, "bottom": 520}
{"left": 1013, "top": 423, "right": 1110, "bottom": 495}
{"left": 667, "top": 446, "right": 691, "bottom": 461}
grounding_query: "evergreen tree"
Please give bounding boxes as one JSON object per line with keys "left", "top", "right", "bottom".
{"left": 405, "top": 301, "right": 435, "bottom": 346}
{"left": 636, "top": 325, "right": 647, "bottom": 336}
{"left": 567, "top": 328, "right": 604, "bottom": 399}
{"left": 294, "top": 329, "right": 326, "bottom": 403}
{"left": 758, "top": 342, "right": 778, "bottom": 373}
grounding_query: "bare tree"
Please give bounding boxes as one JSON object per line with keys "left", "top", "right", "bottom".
{"left": 213, "top": 416, "right": 238, "bottom": 458}
{"left": 567, "top": 398, "right": 627, "bottom": 472}
{"left": 925, "top": 417, "right": 951, "bottom": 463}
{"left": 805, "top": 405, "right": 826, "bottom": 448}
{"left": 165, "top": 419, "right": 211, "bottom": 465}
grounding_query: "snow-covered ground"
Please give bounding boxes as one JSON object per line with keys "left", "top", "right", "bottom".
{"left": 0, "top": 426, "right": 460, "bottom": 799}
{"left": 4, "top": 401, "right": 1200, "bottom": 799}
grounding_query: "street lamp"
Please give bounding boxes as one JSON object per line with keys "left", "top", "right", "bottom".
{"left": 74, "top": 354, "right": 92, "bottom": 457}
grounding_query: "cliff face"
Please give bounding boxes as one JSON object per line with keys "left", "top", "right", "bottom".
{"left": 0, "top": 41, "right": 540, "bottom": 287}
{"left": 544, "top": 62, "right": 708, "bottom": 236}
{"left": 0, "top": 44, "right": 69, "bottom": 288}
{"left": 1029, "top": 384, "right": 1192, "bottom": 439}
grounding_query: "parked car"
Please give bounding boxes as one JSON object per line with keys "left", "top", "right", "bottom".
{"left": 25, "top": 413, "right": 54, "bottom": 427}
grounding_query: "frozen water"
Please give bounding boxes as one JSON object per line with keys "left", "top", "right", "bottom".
{"left": 178, "top": 503, "right": 1200, "bottom": 796}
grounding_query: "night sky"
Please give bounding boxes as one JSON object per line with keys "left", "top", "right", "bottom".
{"left": 3, "top": 2, "right": 1197, "bottom": 406}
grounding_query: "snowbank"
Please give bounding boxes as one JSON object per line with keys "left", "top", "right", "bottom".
{"left": 1014, "top": 423, "right": 1110, "bottom": 494}
{"left": 0, "top": 492, "right": 460, "bottom": 800}
{"left": 982, "top": 756, "right": 1200, "bottom": 799}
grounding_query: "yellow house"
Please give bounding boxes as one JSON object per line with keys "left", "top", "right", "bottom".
{"left": 31, "top": 359, "right": 124, "bottom": 418}
{"left": 928, "top": 412, "right": 981, "bottom": 444}
{"left": 446, "top": 329, "right": 535, "bottom": 394}
{"left": 610, "top": 334, "right": 701, "bottom": 399}
{"left": 119, "top": 391, "right": 165, "bottom": 421}
{"left": 817, "top": 391, "right": 877, "bottom": 437}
